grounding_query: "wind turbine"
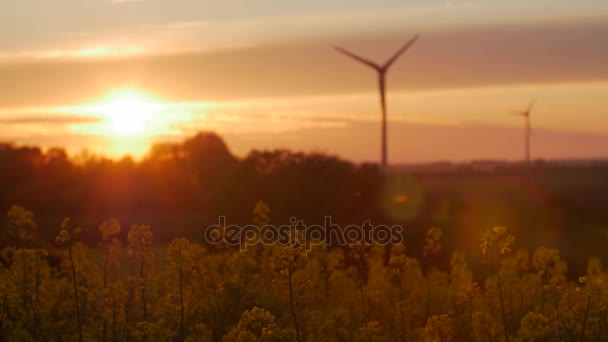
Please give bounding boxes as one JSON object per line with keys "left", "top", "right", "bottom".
{"left": 334, "top": 35, "right": 419, "bottom": 175}
{"left": 510, "top": 98, "right": 537, "bottom": 164}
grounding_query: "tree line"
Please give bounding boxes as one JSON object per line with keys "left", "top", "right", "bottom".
{"left": 1, "top": 131, "right": 607, "bottom": 274}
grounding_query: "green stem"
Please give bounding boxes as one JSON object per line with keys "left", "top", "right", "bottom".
{"left": 288, "top": 264, "right": 301, "bottom": 342}
{"left": 69, "top": 245, "right": 83, "bottom": 342}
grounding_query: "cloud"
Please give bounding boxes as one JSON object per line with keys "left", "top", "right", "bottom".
{"left": 1, "top": 16, "right": 606, "bottom": 111}
{"left": 0, "top": 115, "right": 102, "bottom": 125}
{"left": 109, "top": 0, "right": 146, "bottom": 4}
{"left": 0, "top": 19, "right": 212, "bottom": 61}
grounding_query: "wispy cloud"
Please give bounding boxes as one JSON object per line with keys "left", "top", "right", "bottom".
{"left": 0, "top": 46, "right": 145, "bottom": 60}
{"left": 0, "top": 19, "right": 212, "bottom": 60}
{"left": 0, "top": 115, "right": 101, "bottom": 125}
{"left": 109, "top": 0, "right": 146, "bottom": 4}
{"left": 0, "top": 2, "right": 483, "bottom": 61}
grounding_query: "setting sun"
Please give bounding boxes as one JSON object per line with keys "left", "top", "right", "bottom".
{"left": 91, "top": 89, "right": 165, "bottom": 137}
{"left": 61, "top": 87, "right": 200, "bottom": 158}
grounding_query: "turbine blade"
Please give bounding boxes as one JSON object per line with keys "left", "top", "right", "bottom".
{"left": 509, "top": 110, "right": 527, "bottom": 116}
{"left": 382, "top": 34, "right": 420, "bottom": 70}
{"left": 334, "top": 46, "right": 381, "bottom": 70}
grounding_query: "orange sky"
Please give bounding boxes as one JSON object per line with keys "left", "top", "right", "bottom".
{"left": 0, "top": 1, "right": 607, "bottom": 162}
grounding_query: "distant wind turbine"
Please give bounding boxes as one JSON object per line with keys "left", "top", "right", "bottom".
{"left": 510, "top": 98, "right": 537, "bottom": 164}
{"left": 334, "top": 35, "right": 419, "bottom": 175}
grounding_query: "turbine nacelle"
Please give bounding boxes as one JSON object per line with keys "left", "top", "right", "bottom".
{"left": 334, "top": 35, "right": 419, "bottom": 74}
{"left": 510, "top": 110, "right": 529, "bottom": 117}
{"left": 509, "top": 97, "right": 537, "bottom": 118}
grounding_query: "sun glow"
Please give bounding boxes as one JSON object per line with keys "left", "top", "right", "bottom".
{"left": 92, "top": 89, "right": 165, "bottom": 137}
{"left": 58, "top": 87, "right": 207, "bottom": 157}
{"left": 103, "top": 97, "right": 152, "bottom": 136}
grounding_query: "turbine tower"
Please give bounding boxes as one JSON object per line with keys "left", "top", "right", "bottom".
{"left": 335, "top": 35, "right": 419, "bottom": 175}
{"left": 510, "top": 98, "right": 537, "bottom": 164}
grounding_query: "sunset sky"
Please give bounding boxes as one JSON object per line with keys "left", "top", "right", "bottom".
{"left": 1, "top": 0, "right": 607, "bottom": 162}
